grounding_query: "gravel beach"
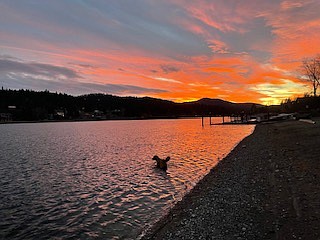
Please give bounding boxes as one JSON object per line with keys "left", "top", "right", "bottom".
{"left": 141, "top": 119, "right": 320, "bottom": 240}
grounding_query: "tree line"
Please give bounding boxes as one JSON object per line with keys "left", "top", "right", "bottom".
{"left": 0, "top": 89, "right": 259, "bottom": 121}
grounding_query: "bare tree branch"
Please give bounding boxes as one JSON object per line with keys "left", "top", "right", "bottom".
{"left": 301, "top": 55, "right": 320, "bottom": 96}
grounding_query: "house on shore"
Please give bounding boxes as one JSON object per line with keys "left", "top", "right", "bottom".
{"left": 0, "top": 113, "right": 12, "bottom": 122}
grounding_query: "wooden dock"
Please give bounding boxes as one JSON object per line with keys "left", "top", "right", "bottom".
{"left": 201, "top": 115, "right": 258, "bottom": 126}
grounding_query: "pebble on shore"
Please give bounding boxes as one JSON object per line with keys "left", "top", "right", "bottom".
{"left": 141, "top": 119, "right": 320, "bottom": 240}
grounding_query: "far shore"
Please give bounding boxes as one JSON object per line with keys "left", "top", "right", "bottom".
{"left": 0, "top": 116, "right": 204, "bottom": 125}
{"left": 141, "top": 118, "right": 320, "bottom": 239}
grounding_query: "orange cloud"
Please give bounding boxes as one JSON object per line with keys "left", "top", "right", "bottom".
{"left": 2, "top": 1, "right": 320, "bottom": 104}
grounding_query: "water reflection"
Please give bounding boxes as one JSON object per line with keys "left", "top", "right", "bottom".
{"left": 0, "top": 118, "right": 254, "bottom": 239}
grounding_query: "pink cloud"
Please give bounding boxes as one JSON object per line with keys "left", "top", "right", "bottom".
{"left": 2, "top": 0, "right": 320, "bottom": 104}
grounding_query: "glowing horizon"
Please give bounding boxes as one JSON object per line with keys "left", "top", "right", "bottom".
{"left": 1, "top": 1, "right": 320, "bottom": 105}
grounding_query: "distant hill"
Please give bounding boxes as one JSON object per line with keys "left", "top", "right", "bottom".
{"left": 184, "top": 98, "right": 263, "bottom": 114}
{"left": 0, "top": 89, "right": 264, "bottom": 121}
{"left": 190, "top": 98, "right": 232, "bottom": 105}
{"left": 190, "top": 98, "right": 263, "bottom": 108}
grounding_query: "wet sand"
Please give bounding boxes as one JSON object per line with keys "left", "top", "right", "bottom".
{"left": 141, "top": 119, "right": 320, "bottom": 240}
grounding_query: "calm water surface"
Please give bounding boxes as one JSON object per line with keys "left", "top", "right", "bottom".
{"left": 0, "top": 118, "right": 254, "bottom": 239}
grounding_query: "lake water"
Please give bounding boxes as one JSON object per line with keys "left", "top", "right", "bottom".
{"left": 0, "top": 118, "right": 254, "bottom": 239}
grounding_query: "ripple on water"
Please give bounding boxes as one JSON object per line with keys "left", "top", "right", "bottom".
{"left": 0, "top": 119, "right": 254, "bottom": 239}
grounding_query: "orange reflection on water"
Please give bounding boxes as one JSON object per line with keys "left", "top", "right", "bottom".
{"left": 0, "top": 119, "right": 254, "bottom": 239}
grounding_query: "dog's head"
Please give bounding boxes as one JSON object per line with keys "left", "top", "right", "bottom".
{"left": 152, "top": 155, "right": 170, "bottom": 171}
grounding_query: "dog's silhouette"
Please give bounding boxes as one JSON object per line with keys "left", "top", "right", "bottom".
{"left": 152, "top": 155, "right": 170, "bottom": 171}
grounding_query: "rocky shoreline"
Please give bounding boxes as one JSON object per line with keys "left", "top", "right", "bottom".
{"left": 141, "top": 119, "right": 320, "bottom": 240}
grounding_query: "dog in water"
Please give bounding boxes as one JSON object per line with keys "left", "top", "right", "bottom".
{"left": 152, "top": 155, "right": 170, "bottom": 171}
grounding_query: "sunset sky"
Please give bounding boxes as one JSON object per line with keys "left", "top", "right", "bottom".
{"left": 1, "top": 1, "right": 320, "bottom": 104}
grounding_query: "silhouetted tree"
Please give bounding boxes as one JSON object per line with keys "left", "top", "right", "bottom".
{"left": 0, "top": 88, "right": 263, "bottom": 121}
{"left": 301, "top": 55, "right": 320, "bottom": 96}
